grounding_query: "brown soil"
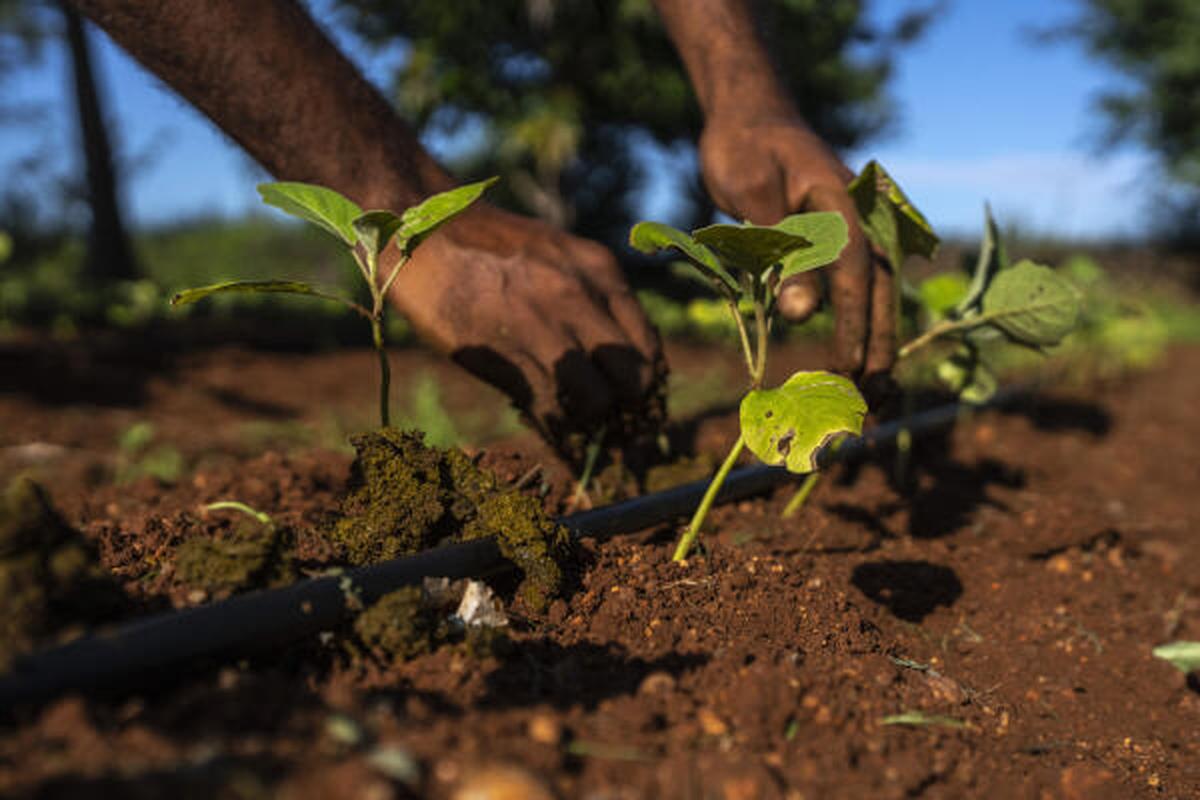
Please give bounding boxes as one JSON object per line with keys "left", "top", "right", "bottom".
{"left": 0, "top": 335, "right": 1198, "bottom": 799}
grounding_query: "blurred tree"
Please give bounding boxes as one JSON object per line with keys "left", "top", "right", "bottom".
{"left": 1070, "top": 1, "right": 1200, "bottom": 188}
{"left": 330, "top": 0, "right": 934, "bottom": 251}
{"left": 60, "top": 0, "right": 138, "bottom": 280}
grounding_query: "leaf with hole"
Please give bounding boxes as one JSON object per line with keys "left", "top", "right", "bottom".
{"left": 629, "top": 221, "right": 739, "bottom": 294}
{"left": 692, "top": 222, "right": 812, "bottom": 277}
{"left": 1152, "top": 641, "right": 1200, "bottom": 674}
{"left": 739, "top": 371, "right": 867, "bottom": 474}
{"left": 170, "top": 280, "right": 351, "bottom": 310}
{"left": 980, "top": 260, "right": 1081, "bottom": 346}
{"left": 258, "top": 182, "right": 363, "bottom": 246}
{"left": 773, "top": 211, "right": 850, "bottom": 280}
{"left": 848, "top": 160, "right": 939, "bottom": 270}
{"left": 396, "top": 176, "right": 497, "bottom": 255}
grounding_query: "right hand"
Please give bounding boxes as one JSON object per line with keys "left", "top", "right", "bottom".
{"left": 387, "top": 204, "right": 666, "bottom": 455}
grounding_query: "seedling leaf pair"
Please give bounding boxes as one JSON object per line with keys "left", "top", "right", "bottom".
{"left": 848, "top": 160, "right": 939, "bottom": 270}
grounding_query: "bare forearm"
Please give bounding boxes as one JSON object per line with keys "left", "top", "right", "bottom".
{"left": 70, "top": 0, "right": 452, "bottom": 209}
{"left": 653, "top": 0, "right": 796, "bottom": 120}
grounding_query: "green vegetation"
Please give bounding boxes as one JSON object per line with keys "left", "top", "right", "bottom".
{"left": 114, "top": 421, "right": 185, "bottom": 485}
{"left": 629, "top": 210, "right": 865, "bottom": 561}
{"left": 171, "top": 178, "right": 496, "bottom": 428}
{"left": 1152, "top": 641, "right": 1200, "bottom": 674}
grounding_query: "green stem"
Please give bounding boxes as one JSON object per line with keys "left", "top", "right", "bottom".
{"left": 204, "top": 500, "right": 274, "bottom": 529}
{"left": 569, "top": 424, "right": 607, "bottom": 509}
{"left": 751, "top": 291, "right": 769, "bottom": 388}
{"left": 781, "top": 470, "right": 823, "bottom": 520}
{"left": 673, "top": 434, "right": 745, "bottom": 562}
{"left": 727, "top": 296, "right": 756, "bottom": 382}
{"left": 371, "top": 315, "right": 391, "bottom": 428}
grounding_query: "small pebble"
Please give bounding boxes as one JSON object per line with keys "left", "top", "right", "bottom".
{"left": 452, "top": 765, "right": 556, "bottom": 800}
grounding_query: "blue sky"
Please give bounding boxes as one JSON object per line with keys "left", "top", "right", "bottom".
{"left": 0, "top": 1, "right": 1157, "bottom": 240}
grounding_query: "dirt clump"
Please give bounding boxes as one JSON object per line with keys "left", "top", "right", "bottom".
{"left": 0, "top": 477, "right": 124, "bottom": 669}
{"left": 331, "top": 428, "right": 570, "bottom": 611}
{"left": 173, "top": 517, "right": 295, "bottom": 595}
{"left": 352, "top": 578, "right": 510, "bottom": 665}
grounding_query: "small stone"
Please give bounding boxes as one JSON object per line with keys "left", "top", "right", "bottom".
{"left": 452, "top": 765, "right": 556, "bottom": 800}
{"left": 187, "top": 589, "right": 208, "bottom": 604}
{"left": 924, "top": 671, "right": 967, "bottom": 705}
{"left": 527, "top": 714, "right": 561, "bottom": 745}
{"left": 1046, "top": 555, "right": 1072, "bottom": 575}
{"left": 366, "top": 745, "right": 421, "bottom": 787}
{"left": 638, "top": 671, "right": 677, "bottom": 695}
{"left": 698, "top": 708, "right": 728, "bottom": 737}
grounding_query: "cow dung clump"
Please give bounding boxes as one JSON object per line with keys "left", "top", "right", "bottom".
{"left": 174, "top": 519, "right": 295, "bottom": 595}
{"left": 330, "top": 429, "right": 571, "bottom": 612}
{"left": 0, "top": 477, "right": 125, "bottom": 670}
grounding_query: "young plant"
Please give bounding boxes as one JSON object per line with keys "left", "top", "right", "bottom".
{"left": 171, "top": 178, "right": 497, "bottom": 428}
{"left": 629, "top": 212, "right": 867, "bottom": 561}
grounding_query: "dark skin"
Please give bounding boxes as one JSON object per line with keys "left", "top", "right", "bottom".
{"left": 70, "top": 0, "right": 893, "bottom": 449}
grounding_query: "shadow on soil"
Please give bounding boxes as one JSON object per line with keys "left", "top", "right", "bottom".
{"left": 850, "top": 560, "right": 963, "bottom": 622}
{"left": 480, "top": 640, "right": 708, "bottom": 711}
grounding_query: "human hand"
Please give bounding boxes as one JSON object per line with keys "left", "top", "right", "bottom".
{"left": 699, "top": 115, "right": 895, "bottom": 382}
{"left": 387, "top": 205, "right": 665, "bottom": 456}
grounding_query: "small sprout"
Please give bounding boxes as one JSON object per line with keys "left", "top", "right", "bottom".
{"left": 881, "top": 711, "right": 968, "bottom": 729}
{"left": 172, "top": 178, "right": 497, "bottom": 428}
{"left": 630, "top": 211, "right": 859, "bottom": 561}
{"left": 1152, "top": 641, "right": 1200, "bottom": 674}
{"left": 204, "top": 500, "right": 274, "bottom": 530}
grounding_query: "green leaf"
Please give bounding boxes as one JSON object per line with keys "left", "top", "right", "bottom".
{"left": 170, "top": 280, "right": 349, "bottom": 308}
{"left": 739, "top": 371, "right": 867, "bottom": 474}
{"left": 692, "top": 223, "right": 812, "bottom": 277}
{"left": 957, "top": 204, "right": 1006, "bottom": 315}
{"left": 0, "top": 231, "right": 11, "bottom": 264}
{"left": 1152, "top": 641, "right": 1200, "bottom": 673}
{"left": 353, "top": 210, "right": 404, "bottom": 261}
{"left": 629, "top": 221, "right": 739, "bottom": 294}
{"left": 773, "top": 211, "right": 850, "bottom": 280}
{"left": 396, "top": 177, "right": 497, "bottom": 255}
{"left": 258, "top": 182, "right": 363, "bottom": 246}
{"left": 980, "top": 260, "right": 1082, "bottom": 346}
{"left": 918, "top": 273, "right": 970, "bottom": 320}
{"left": 882, "top": 711, "right": 967, "bottom": 729}
{"left": 848, "top": 160, "right": 939, "bottom": 270}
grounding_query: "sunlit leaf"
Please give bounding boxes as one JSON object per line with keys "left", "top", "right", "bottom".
{"left": 692, "top": 223, "right": 812, "bottom": 277}
{"left": 170, "top": 280, "right": 350, "bottom": 309}
{"left": 258, "top": 182, "right": 363, "bottom": 246}
{"left": 739, "top": 370, "right": 867, "bottom": 474}
{"left": 774, "top": 211, "right": 850, "bottom": 280}
{"left": 629, "top": 221, "right": 739, "bottom": 294}
{"left": 980, "top": 260, "right": 1082, "bottom": 346}
{"left": 353, "top": 210, "right": 404, "bottom": 261}
{"left": 958, "top": 204, "right": 1006, "bottom": 315}
{"left": 848, "top": 160, "right": 939, "bottom": 270}
{"left": 918, "top": 272, "right": 970, "bottom": 320}
{"left": 397, "top": 177, "right": 497, "bottom": 254}
{"left": 1152, "top": 641, "right": 1200, "bottom": 673}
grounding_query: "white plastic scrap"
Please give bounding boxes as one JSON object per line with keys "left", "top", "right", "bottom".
{"left": 454, "top": 580, "right": 508, "bottom": 629}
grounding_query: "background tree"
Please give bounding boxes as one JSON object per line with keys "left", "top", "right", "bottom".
{"left": 1065, "top": 1, "right": 1200, "bottom": 245}
{"left": 331, "top": 0, "right": 934, "bottom": 255}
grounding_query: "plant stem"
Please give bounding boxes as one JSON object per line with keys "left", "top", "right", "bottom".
{"left": 751, "top": 290, "right": 769, "bottom": 388}
{"left": 569, "top": 424, "right": 607, "bottom": 511}
{"left": 371, "top": 315, "right": 391, "bottom": 428}
{"left": 727, "top": 296, "right": 756, "bottom": 382}
{"left": 672, "top": 434, "right": 745, "bottom": 561}
{"left": 781, "top": 469, "right": 822, "bottom": 519}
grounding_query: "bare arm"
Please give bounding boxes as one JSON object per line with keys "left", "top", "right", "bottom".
{"left": 70, "top": 0, "right": 664, "bottom": 454}
{"left": 653, "top": 0, "right": 895, "bottom": 381}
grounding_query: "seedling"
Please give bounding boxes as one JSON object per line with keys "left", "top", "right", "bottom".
{"left": 630, "top": 211, "right": 866, "bottom": 561}
{"left": 204, "top": 500, "right": 275, "bottom": 530}
{"left": 1152, "top": 641, "right": 1200, "bottom": 674}
{"left": 782, "top": 163, "right": 1083, "bottom": 518}
{"left": 171, "top": 178, "right": 497, "bottom": 428}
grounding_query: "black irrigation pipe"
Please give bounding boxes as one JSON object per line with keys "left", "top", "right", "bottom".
{"left": 0, "top": 390, "right": 1022, "bottom": 708}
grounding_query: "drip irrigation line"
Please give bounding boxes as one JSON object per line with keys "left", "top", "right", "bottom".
{"left": 0, "top": 389, "right": 1021, "bottom": 708}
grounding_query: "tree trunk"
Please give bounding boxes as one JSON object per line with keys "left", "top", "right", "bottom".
{"left": 61, "top": 1, "right": 137, "bottom": 281}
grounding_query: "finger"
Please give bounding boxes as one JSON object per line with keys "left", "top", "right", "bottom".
{"left": 776, "top": 271, "right": 822, "bottom": 322}
{"left": 565, "top": 299, "right": 656, "bottom": 406}
{"left": 864, "top": 253, "right": 897, "bottom": 377}
{"left": 808, "top": 187, "right": 870, "bottom": 376}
